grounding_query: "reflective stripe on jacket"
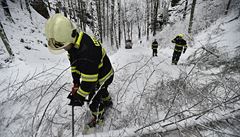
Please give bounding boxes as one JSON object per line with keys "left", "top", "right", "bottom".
{"left": 152, "top": 41, "right": 158, "bottom": 49}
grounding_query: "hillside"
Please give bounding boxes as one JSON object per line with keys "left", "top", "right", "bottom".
{"left": 0, "top": 0, "right": 240, "bottom": 137}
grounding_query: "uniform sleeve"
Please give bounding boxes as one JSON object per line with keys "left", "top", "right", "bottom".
{"left": 171, "top": 37, "right": 176, "bottom": 43}
{"left": 68, "top": 54, "right": 81, "bottom": 85}
{"left": 77, "top": 60, "right": 98, "bottom": 98}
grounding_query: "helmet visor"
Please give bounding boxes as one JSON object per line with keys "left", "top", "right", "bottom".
{"left": 47, "top": 38, "right": 70, "bottom": 54}
{"left": 48, "top": 38, "right": 65, "bottom": 49}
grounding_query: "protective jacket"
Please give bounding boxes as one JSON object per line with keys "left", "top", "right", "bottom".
{"left": 171, "top": 36, "right": 187, "bottom": 53}
{"left": 68, "top": 32, "right": 114, "bottom": 98}
{"left": 152, "top": 41, "right": 158, "bottom": 49}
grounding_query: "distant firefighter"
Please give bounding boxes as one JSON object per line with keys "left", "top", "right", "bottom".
{"left": 171, "top": 34, "right": 187, "bottom": 65}
{"left": 152, "top": 39, "right": 158, "bottom": 57}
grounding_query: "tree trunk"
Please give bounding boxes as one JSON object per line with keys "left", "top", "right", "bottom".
{"left": 136, "top": 7, "right": 141, "bottom": 39}
{"left": 118, "top": 0, "right": 121, "bottom": 47}
{"left": 96, "top": 0, "right": 103, "bottom": 42}
{"left": 225, "top": 0, "right": 232, "bottom": 15}
{"left": 46, "top": 0, "right": 51, "bottom": 11}
{"left": 103, "top": 0, "right": 106, "bottom": 38}
{"left": 19, "top": 0, "right": 23, "bottom": 10}
{"left": 127, "top": 22, "right": 130, "bottom": 40}
{"left": 68, "top": 0, "right": 72, "bottom": 19}
{"left": 114, "top": 23, "right": 119, "bottom": 49}
{"left": 188, "top": 0, "right": 197, "bottom": 34}
{"left": 25, "top": 0, "right": 32, "bottom": 21}
{"left": 130, "top": 21, "right": 133, "bottom": 40}
{"left": 183, "top": 0, "right": 188, "bottom": 19}
{"left": 123, "top": 0, "right": 126, "bottom": 46}
{"left": 153, "top": 0, "right": 159, "bottom": 36}
{"left": 106, "top": 0, "right": 109, "bottom": 40}
{"left": 0, "top": 21, "right": 14, "bottom": 57}
{"left": 81, "top": 1, "right": 87, "bottom": 31}
{"left": 110, "top": 0, "right": 115, "bottom": 46}
{"left": 1, "top": 0, "right": 14, "bottom": 23}
{"left": 146, "top": 0, "right": 150, "bottom": 40}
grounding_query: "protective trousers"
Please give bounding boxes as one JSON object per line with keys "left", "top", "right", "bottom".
{"left": 88, "top": 75, "right": 113, "bottom": 119}
{"left": 172, "top": 51, "right": 181, "bottom": 65}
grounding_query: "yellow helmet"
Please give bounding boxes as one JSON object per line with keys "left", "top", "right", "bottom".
{"left": 44, "top": 14, "right": 76, "bottom": 54}
{"left": 177, "top": 33, "right": 184, "bottom": 38}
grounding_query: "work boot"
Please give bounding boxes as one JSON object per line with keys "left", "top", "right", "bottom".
{"left": 103, "top": 100, "right": 113, "bottom": 109}
{"left": 86, "top": 116, "right": 104, "bottom": 128}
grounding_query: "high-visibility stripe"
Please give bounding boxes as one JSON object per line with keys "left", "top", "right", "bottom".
{"left": 99, "top": 68, "right": 113, "bottom": 85}
{"left": 75, "top": 32, "right": 84, "bottom": 48}
{"left": 92, "top": 108, "right": 104, "bottom": 116}
{"left": 98, "top": 48, "right": 106, "bottom": 68}
{"left": 174, "top": 49, "right": 182, "bottom": 52}
{"left": 77, "top": 87, "right": 89, "bottom": 97}
{"left": 175, "top": 44, "right": 186, "bottom": 47}
{"left": 103, "top": 95, "right": 111, "bottom": 101}
{"left": 71, "top": 66, "right": 81, "bottom": 75}
{"left": 71, "top": 70, "right": 81, "bottom": 75}
{"left": 81, "top": 73, "right": 98, "bottom": 82}
{"left": 90, "top": 36, "right": 100, "bottom": 46}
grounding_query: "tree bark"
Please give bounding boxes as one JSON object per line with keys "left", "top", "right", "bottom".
{"left": 110, "top": 0, "right": 115, "bottom": 46}
{"left": 0, "top": 21, "right": 14, "bottom": 56}
{"left": 1, "top": 0, "right": 14, "bottom": 23}
{"left": 225, "top": 0, "right": 232, "bottom": 15}
{"left": 106, "top": 0, "right": 109, "bottom": 40}
{"left": 123, "top": 0, "right": 126, "bottom": 46}
{"left": 153, "top": 0, "right": 159, "bottom": 36}
{"left": 146, "top": 0, "right": 150, "bottom": 40}
{"left": 188, "top": 0, "right": 197, "bottom": 34}
{"left": 118, "top": 0, "right": 121, "bottom": 47}
{"left": 96, "top": 0, "right": 103, "bottom": 42}
{"left": 183, "top": 0, "right": 188, "bottom": 19}
{"left": 25, "top": 0, "right": 32, "bottom": 21}
{"left": 103, "top": 0, "right": 106, "bottom": 38}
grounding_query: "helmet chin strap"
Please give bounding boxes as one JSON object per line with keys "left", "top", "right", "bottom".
{"left": 71, "top": 29, "right": 78, "bottom": 38}
{"left": 63, "top": 44, "right": 74, "bottom": 51}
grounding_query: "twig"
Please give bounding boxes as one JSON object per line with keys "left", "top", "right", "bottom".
{"left": 35, "top": 83, "right": 68, "bottom": 137}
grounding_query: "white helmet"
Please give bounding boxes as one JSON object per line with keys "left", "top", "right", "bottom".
{"left": 177, "top": 33, "right": 184, "bottom": 38}
{"left": 44, "top": 13, "right": 76, "bottom": 54}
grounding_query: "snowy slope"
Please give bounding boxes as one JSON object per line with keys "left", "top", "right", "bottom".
{"left": 0, "top": 0, "right": 240, "bottom": 137}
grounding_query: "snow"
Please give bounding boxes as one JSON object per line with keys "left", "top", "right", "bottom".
{"left": 0, "top": 0, "right": 240, "bottom": 137}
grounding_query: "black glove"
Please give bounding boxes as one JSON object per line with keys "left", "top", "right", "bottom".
{"left": 67, "top": 93, "right": 85, "bottom": 106}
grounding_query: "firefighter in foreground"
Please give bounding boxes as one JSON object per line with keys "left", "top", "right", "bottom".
{"left": 171, "top": 34, "right": 187, "bottom": 65}
{"left": 151, "top": 39, "right": 158, "bottom": 57}
{"left": 44, "top": 14, "right": 114, "bottom": 128}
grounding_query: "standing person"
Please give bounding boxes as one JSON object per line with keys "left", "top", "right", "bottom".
{"left": 152, "top": 39, "right": 158, "bottom": 57}
{"left": 44, "top": 14, "right": 114, "bottom": 129}
{"left": 171, "top": 34, "right": 187, "bottom": 65}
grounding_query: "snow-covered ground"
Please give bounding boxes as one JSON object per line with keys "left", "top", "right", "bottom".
{"left": 0, "top": 0, "right": 240, "bottom": 137}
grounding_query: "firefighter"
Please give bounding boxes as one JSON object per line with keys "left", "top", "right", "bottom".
{"left": 44, "top": 14, "right": 114, "bottom": 128}
{"left": 171, "top": 34, "right": 187, "bottom": 65}
{"left": 152, "top": 39, "right": 158, "bottom": 57}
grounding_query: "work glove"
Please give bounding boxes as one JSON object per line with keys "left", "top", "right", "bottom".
{"left": 67, "top": 83, "right": 85, "bottom": 106}
{"left": 67, "top": 93, "right": 85, "bottom": 106}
